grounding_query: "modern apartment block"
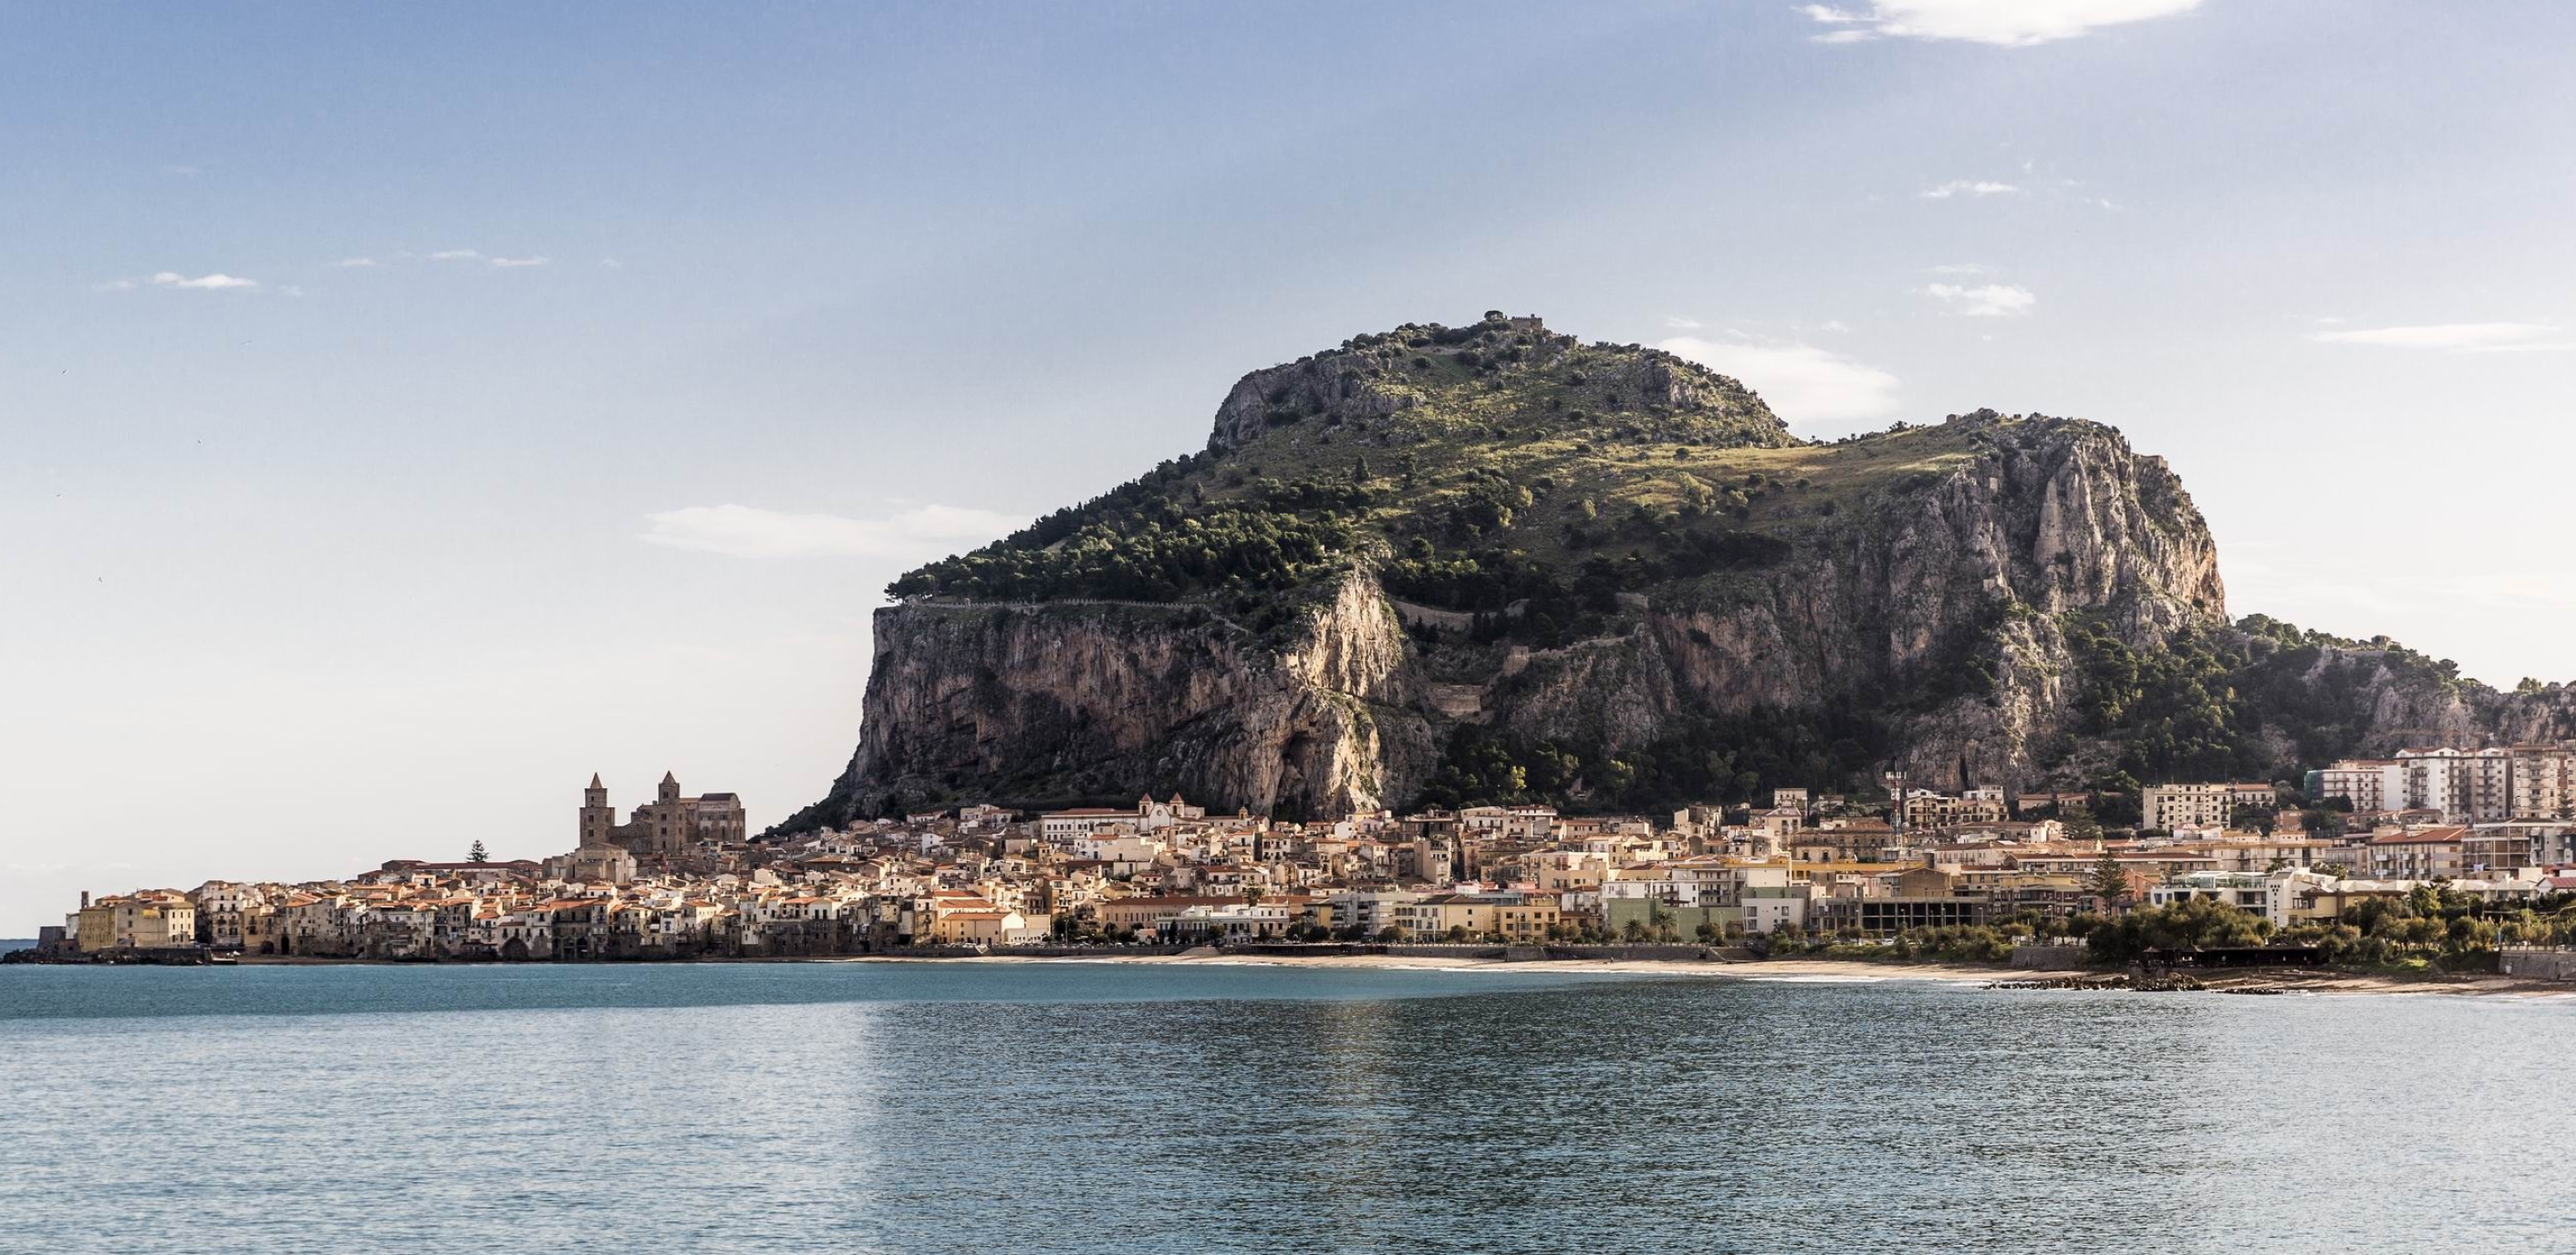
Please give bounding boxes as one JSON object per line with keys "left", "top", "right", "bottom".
{"left": 2307, "top": 744, "right": 2576, "bottom": 823}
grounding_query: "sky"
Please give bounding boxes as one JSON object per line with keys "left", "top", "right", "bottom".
{"left": 7, "top": 0, "right": 2576, "bottom": 931}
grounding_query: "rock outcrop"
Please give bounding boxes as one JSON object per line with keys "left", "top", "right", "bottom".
{"left": 780, "top": 316, "right": 2562, "bottom": 830}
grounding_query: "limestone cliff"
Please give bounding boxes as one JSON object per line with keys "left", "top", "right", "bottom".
{"left": 832, "top": 575, "right": 1433, "bottom": 820}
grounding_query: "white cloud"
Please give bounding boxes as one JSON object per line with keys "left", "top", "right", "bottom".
{"left": 1802, "top": 0, "right": 2207, "bottom": 47}
{"left": 2308, "top": 322, "right": 2571, "bottom": 352}
{"left": 96, "top": 278, "right": 137, "bottom": 292}
{"left": 1658, "top": 335, "right": 1902, "bottom": 425}
{"left": 1662, "top": 315, "right": 1703, "bottom": 330}
{"left": 599, "top": 257, "right": 625, "bottom": 270}
{"left": 489, "top": 255, "right": 549, "bottom": 268}
{"left": 1920, "top": 180, "right": 2020, "bottom": 199}
{"left": 151, "top": 271, "right": 258, "bottom": 290}
{"left": 1922, "top": 282, "right": 2034, "bottom": 316}
{"left": 641, "top": 503, "right": 1025, "bottom": 560}
{"left": 336, "top": 257, "right": 377, "bottom": 268}
{"left": 427, "top": 249, "right": 481, "bottom": 261}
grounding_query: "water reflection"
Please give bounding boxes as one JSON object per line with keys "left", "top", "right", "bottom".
{"left": 3, "top": 968, "right": 2571, "bottom": 1252}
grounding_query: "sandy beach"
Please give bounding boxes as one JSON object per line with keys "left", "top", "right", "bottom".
{"left": 216, "top": 949, "right": 2576, "bottom": 996}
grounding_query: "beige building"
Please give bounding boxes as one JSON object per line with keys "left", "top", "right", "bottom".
{"left": 1897, "top": 790, "right": 2005, "bottom": 831}
{"left": 2365, "top": 825, "right": 2466, "bottom": 879}
{"left": 556, "top": 841, "right": 638, "bottom": 886}
{"left": 2508, "top": 745, "right": 2576, "bottom": 818}
{"left": 2143, "top": 783, "right": 2234, "bottom": 832}
{"left": 580, "top": 772, "right": 746, "bottom": 857}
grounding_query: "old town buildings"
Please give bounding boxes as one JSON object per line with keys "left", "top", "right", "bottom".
{"left": 37, "top": 747, "right": 2576, "bottom": 964}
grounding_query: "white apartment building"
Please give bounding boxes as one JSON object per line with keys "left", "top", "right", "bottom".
{"left": 2314, "top": 760, "right": 2405, "bottom": 814}
{"left": 1040, "top": 809, "right": 1136, "bottom": 841}
{"left": 2400, "top": 748, "right": 2512, "bottom": 823}
{"left": 2148, "top": 870, "right": 2296, "bottom": 928}
{"left": 1330, "top": 889, "right": 1421, "bottom": 937}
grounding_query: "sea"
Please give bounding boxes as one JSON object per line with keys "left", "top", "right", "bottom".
{"left": 2, "top": 960, "right": 2568, "bottom": 1254}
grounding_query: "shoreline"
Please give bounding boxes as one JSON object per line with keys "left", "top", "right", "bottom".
{"left": 27, "top": 949, "right": 2571, "bottom": 997}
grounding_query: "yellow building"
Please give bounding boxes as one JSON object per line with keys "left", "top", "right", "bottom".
{"left": 1394, "top": 892, "right": 1557, "bottom": 940}
{"left": 1492, "top": 894, "right": 1561, "bottom": 941}
{"left": 920, "top": 889, "right": 1042, "bottom": 945}
{"left": 74, "top": 898, "right": 115, "bottom": 951}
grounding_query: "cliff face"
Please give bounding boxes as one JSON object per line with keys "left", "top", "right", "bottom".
{"left": 784, "top": 314, "right": 2554, "bottom": 830}
{"left": 1461, "top": 415, "right": 2228, "bottom": 791}
{"left": 827, "top": 575, "right": 1439, "bottom": 820}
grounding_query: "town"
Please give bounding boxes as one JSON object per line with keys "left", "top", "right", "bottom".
{"left": 26, "top": 744, "right": 2576, "bottom": 973}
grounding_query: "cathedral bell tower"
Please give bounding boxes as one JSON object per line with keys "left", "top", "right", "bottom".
{"left": 580, "top": 773, "right": 614, "bottom": 847}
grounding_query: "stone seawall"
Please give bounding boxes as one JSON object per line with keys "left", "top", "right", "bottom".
{"left": 2009, "top": 945, "right": 2090, "bottom": 970}
{"left": 2499, "top": 949, "right": 2576, "bottom": 981}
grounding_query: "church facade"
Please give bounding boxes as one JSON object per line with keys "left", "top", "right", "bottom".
{"left": 579, "top": 772, "right": 747, "bottom": 857}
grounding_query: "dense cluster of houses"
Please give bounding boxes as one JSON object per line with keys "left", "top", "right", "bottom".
{"left": 36, "top": 746, "right": 2576, "bottom": 963}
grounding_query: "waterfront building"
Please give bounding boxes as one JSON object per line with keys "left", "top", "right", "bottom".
{"left": 2365, "top": 825, "right": 2467, "bottom": 880}
{"left": 2147, "top": 870, "right": 2294, "bottom": 928}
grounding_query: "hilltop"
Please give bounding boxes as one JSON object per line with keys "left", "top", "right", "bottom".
{"left": 780, "top": 312, "right": 2574, "bottom": 831}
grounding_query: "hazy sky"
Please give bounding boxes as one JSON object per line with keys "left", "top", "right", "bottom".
{"left": 9, "top": 0, "right": 2575, "bottom": 930}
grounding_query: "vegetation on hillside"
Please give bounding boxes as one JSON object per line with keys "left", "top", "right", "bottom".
{"left": 885, "top": 312, "right": 1937, "bottom": 615}
{"left": 1415, "top": 704, "right": 1889, "bottom": 813}
{"left": 2062, "top": 608, "right": 2504, "bottom": 793}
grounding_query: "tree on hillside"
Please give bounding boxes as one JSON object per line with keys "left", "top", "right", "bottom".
{"left": 2062, "top": 808, "right": 2103, "bottom": 844}
{"left": 467, "top": 839, "right": 489, "bottom": 865}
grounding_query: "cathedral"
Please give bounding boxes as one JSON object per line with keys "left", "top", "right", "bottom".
{"left": 579, "top": 772, "right": 747, "bottom": 857}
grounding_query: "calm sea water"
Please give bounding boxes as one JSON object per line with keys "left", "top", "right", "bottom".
{"left": 3, "top": 961, "right": 2569, "bottom": 1254}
